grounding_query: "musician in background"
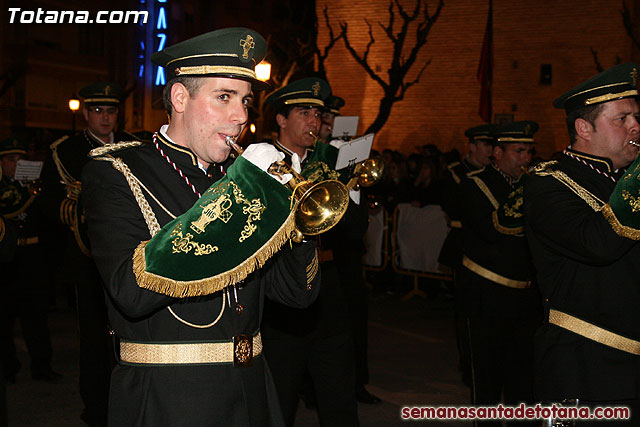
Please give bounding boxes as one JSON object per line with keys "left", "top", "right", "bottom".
{"left": 525, "top": 63, "right": 640, "bottom": 425}
{"left": 318, "top": 95, "right": 345, "bottom": 141}
{"left": 458, "top": 121, "right": 540, "bottom": 424}
{"left": 0, "top": 136, "right": 62, "bottom": 384}
{"left": 438, "top": 124, "right": 495, "bottom": 387}
{"left": 51, "top": 82, "right": 136, "bottom": 426}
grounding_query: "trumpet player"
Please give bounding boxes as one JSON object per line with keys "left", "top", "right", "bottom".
{"left": 81, "top": 28, "right": 321, "bottom": 426}
{"left": 318, "top": 95, "right": 345, "bottom": 141}
{"left": 458, "top": 121, "right": 540, "bottom": 420}
{"left": 525, "top": 62, "right": 640, "bottom": 425}
{"left": 261, "top": 79, "right": 364, "bottom": 426}
{"left": 0, "top": 136, "right": 61, "bottom": 385}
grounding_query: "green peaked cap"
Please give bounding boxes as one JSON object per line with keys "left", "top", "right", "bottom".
{"left": 324, "top": 95, "right": 345, "bottom": 114}
{"left": 79, "top": 82, "right": 123, "bottom": 106}
{"left": 265, "top": 77, "right": 331, "bottom": 113}
{"left": 554, "top": 62, "right": 639, "bottom": 114}
{"left": 151, "top": 27, "right": 269, "bottom": 90}
{"left": 464, "top": 124, "right": 496, "bottom": 143}
{"left": 495, "top": 121, "right": 538, "bottom": 143}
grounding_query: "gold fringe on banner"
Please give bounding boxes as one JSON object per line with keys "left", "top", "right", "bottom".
{"left": 132, "top": 209, "right": 298, "bottom": 298}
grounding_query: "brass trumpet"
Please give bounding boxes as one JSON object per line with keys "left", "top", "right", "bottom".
{"left": 225, "top": 136, "right": 350, "bottom": 243}
{"left": 347, "top": 157, "right": 385, "bottom": 191}
{"left": 268, "top": 161, "right": 349, "bottom": 243}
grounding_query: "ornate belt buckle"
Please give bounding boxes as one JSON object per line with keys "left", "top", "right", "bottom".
{"left": 233, "top": 334, "right": 253, "bottom": 367}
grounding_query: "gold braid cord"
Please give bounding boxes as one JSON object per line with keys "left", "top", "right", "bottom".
{"left": 447, "top": 162, "right": 461, "bottom": 184}
{"left": 96, "top": 155, "right": 161, "bottom": 237}
{"left": 0, "top": 217, "right": 5, "bottom": 242}
{"left": 50, "top": 135, "right": 74, "bottom": 185}
{"left": 532, "top": 162, "right": 604, "bottom": 212}
{"left": 89, "top": 141, "right": 144, "bottom": 158}
{"left": 132, "top": 209, "right": 297, "bottom": 298}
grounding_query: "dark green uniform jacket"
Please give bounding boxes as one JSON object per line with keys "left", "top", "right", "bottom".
{"left": 459, "top": 165, "right": 539, "bottom": 318}
{"left": 439, "top": 158, "right": 484, "bottom": 268}
{"left": 525, "top": 148, "right": 640, "bottom": 401}
{"left": 82, "top": 132, "right": 320, "bottom": 426}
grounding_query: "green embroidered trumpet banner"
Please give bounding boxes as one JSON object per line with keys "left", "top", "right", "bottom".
{"left": 302, "top": 141, "right": 343, "bottom": 183}
{"left": 133, "top": 156, "right": 296, "bottom": 297}
{"left": 602, "top": 154, "right": 640, "bottom": 240}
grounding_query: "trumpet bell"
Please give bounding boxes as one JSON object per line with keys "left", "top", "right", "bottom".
{"left": 358, "top": 157, "right": 385, "bottom": 187}
{"left": 296, "top": 180, "right": 349, "bottom": 236}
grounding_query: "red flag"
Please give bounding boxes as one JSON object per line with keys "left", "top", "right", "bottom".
{"left": 477, "top": 0, "right": 493, "bottom": 123}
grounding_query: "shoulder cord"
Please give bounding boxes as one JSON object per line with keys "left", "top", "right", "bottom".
{"left": 100, "top": 155, "right": 225, "bottom": 328}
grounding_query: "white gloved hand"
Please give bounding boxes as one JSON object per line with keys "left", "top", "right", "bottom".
{"left": 291, "top": 153, "right": 302, "bottom": 174}
{"left": 349, "top": 188, "right": 361, "bottom": 205}
{"left": 329, "top": 139, "right": 348, "bottom": 149}
{"left": 241, "top": 143, "right": 292, "bottom": 185}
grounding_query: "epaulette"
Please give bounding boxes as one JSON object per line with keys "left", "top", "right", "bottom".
{"left": 530, "top": 160, "right": 559, "bottom": 175}
{"left": 49, "top": 135, "right": 69, "bottom": 150}
{"left": 467, "top": 167, "right": 485, "bottom": 177}
{"left": 89, "top": 141, "right": 144, "bottom": 158}
{"left": 446, "top": 161, "right": 461, "bottom": 170}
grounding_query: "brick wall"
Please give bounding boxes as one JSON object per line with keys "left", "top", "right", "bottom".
{"left": 317, "top": 0, "right": 635, "bottom": 159}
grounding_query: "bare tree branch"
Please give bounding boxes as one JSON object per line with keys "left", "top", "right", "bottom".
{"left": 340, "top": 0, "right": 444, "bottom": 134}
{"left": 340, "top": 21, "right": 388, "bottom": 89}
{"left": 621, "top": 1, "right": 640, "bottom": 51}
{"left": 590, "top": 47, "right": 604, "bottom": 73}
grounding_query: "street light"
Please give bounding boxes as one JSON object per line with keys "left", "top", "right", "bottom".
{"left": 255, "top": 61, "right": 271, "bottom": 82}
{"left": 254, "top": 61, "right": 272, "bottom": 141}
{"left": 69, "top": 94, "right": 80, "bottom": 133}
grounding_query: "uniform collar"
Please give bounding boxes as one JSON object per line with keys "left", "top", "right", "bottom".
{"left": 85, "top": 129, "right": 113, "bottom": 147}
{"left": 157, "top": 124, "right": 199, "bottom": 167}
{"left": 564, "top": 147, "right": 616, "bottom": 173}
{"left": 490, "top": 163, "right": 521, "bottom": 187}
{"left": 273, "top": 139, "right": 308, "bottom": 162}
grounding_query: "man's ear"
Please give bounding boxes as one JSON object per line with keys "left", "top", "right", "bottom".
{"left": 276, "top": 113, "right": 287, "bottom": 129}
{"left": 170, "top": 83, "right": 189, "bottom": 114}
{"left": 492, "top": 145, "right": 503, "bottom": 161}
{"left": 574, "top": 118, "right": 593, "bottom": 141}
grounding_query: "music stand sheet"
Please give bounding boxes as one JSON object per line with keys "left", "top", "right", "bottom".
{"left": 14, "top": 160, "right": 43, "bottom": 181}
{"left": 335, "top": 133, "right": 374, "bottom": 170}
{"left": 331, "top": 116, "right": 359, "bottom": 138}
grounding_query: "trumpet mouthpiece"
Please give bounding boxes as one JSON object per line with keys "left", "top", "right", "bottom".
{"left": 629, "top": 140, "right": 640, "bottom": 147}
{"left": 309, "top": 131, "right": 318, "bottom": 139}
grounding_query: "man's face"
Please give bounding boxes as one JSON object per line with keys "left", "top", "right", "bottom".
{"left": 1, "top": 154, "right": 24, "bottom": 179}
{"left": 583, "top": 98, "right": 640, "bottom": 169}
{"left": 181, "top": 77, "right": 252, "bottom": 166}
{"left": 493, "top": 143, "right": 533, "bottom": 179}
{"left": 468, "top": 140, "right": 494, "bottom": 166}
{"left": 83, "top": 105, "right": 118, "bottom": 138}
{"left": 318, "top": 111, "right": 336, "bottom": 140}
{"left": 278, "top": 106, "right": 321, "bottom": 152}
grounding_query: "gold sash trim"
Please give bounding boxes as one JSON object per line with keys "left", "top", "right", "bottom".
{"left": 470, "top": 177, "right": 499, "bottom": 209}
{"left": 17, "top": 236, "right": 39, "bottom": 246}
{"left": 462, "top": 256, "right": 531, "bottom": 288}
{"left": 450, "top": 220, "right": 462, "bottom": 229}
{"left": 120, "top": 332, "right": 262, "bottom": 365}
{"left": 548, "top": 309, "right": 640, "bottom": 356}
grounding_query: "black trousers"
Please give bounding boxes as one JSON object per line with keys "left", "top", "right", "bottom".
{"left": 262, "top": 262, "right": 358, "bottom": 427}
{"left": 66, "top": 235, "right": 115, "bottom": 423}
{"left": 0, "top": 245, "right": 53, "bottom": 376}
{"left": 469, "top": 313, "right": 538, "bottom": 427}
